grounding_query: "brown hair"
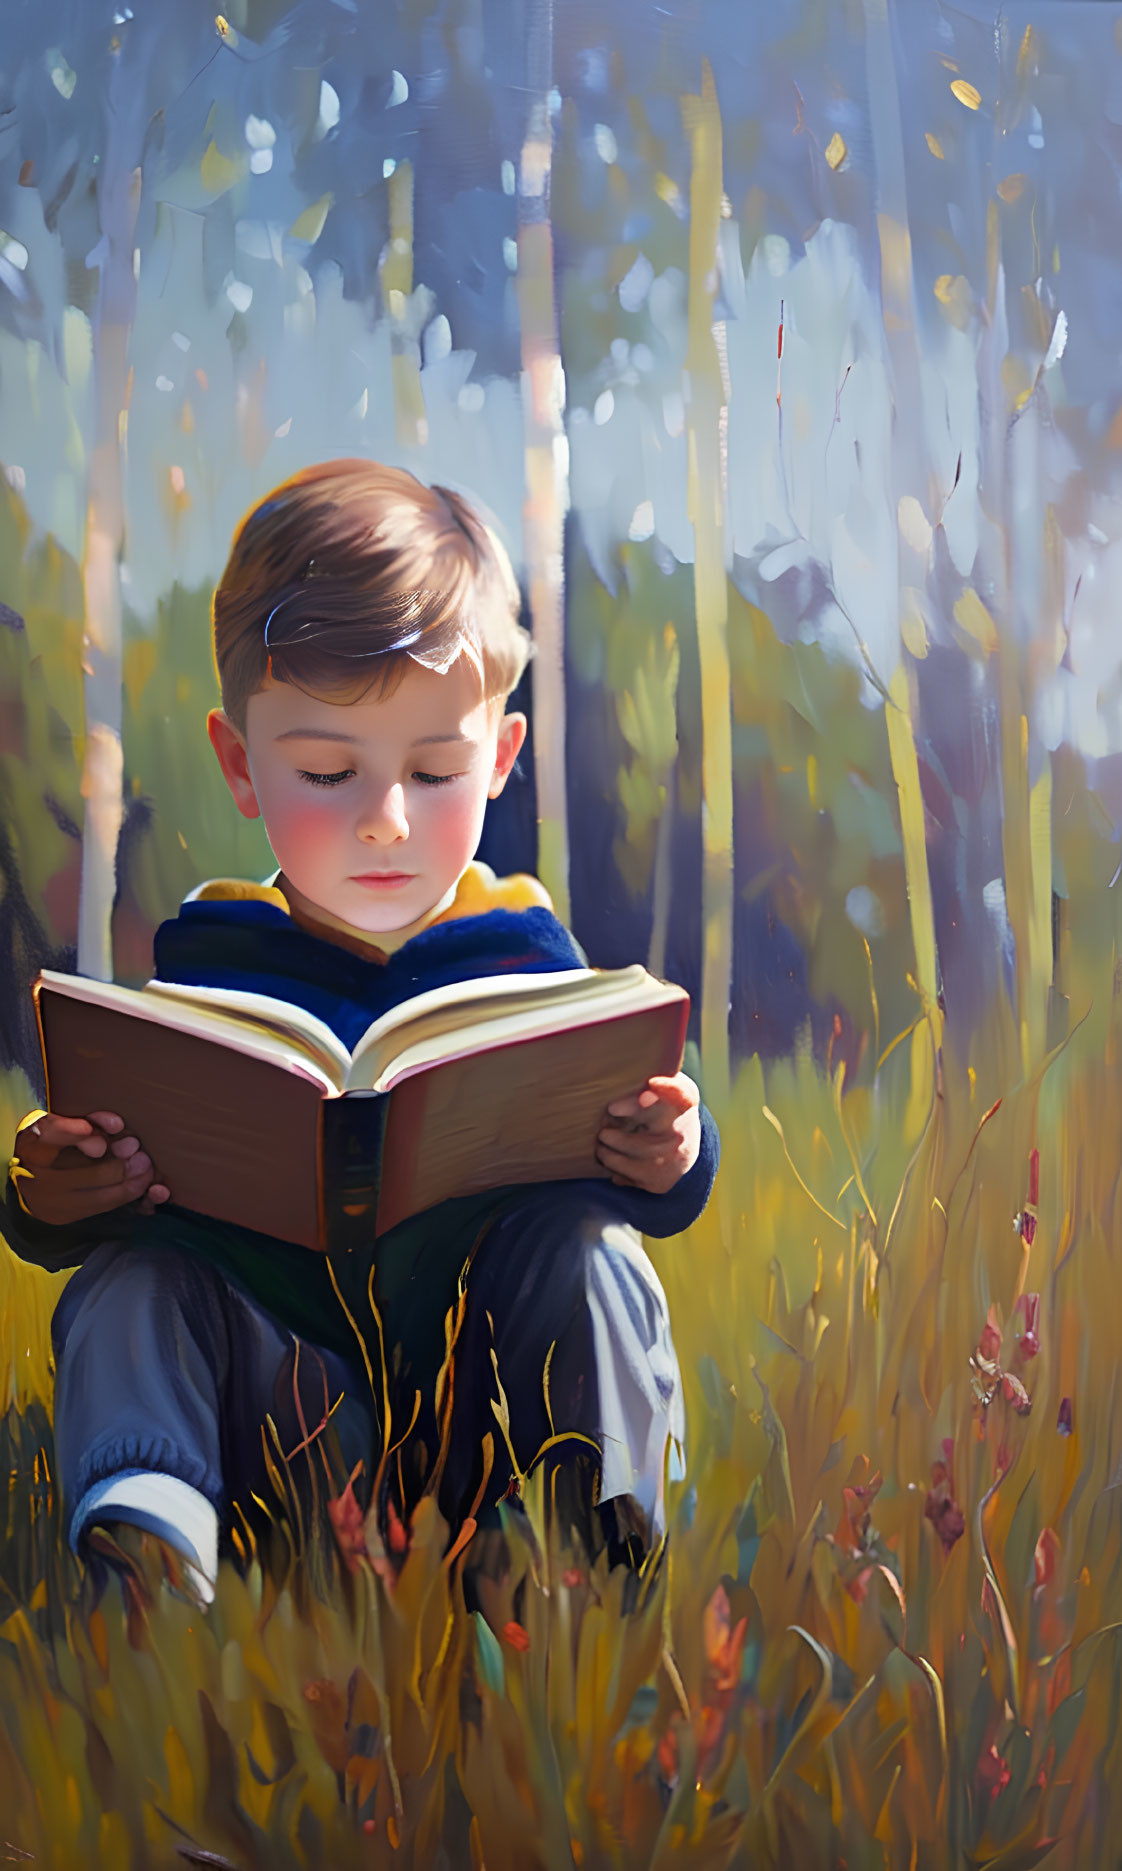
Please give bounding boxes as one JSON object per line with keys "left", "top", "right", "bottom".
{"left": 213, "top": 459, "right": 531, "bottom": 732}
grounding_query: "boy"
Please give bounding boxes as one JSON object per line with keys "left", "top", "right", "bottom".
{"left": 4, "top": 461, "right": 719, "bottom": 1606}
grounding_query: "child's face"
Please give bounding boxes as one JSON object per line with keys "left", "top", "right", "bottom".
{"left": 208, "top": 657, "right": 526, "bottom": 933}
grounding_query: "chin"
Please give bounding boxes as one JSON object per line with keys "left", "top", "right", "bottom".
{"left": 344, "top": 886, "right": 433, "bottom": 928}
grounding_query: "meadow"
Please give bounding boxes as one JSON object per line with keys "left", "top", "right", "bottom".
{"left": 2, "top": 738, "right": 1119, "bottom": 1867}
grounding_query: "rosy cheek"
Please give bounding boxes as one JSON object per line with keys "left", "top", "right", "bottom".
{"left": 263, "top": 787, "right": 344, "bottom": 862}
{"left": 429, "top": 790, "right": 481, "bottom": 855}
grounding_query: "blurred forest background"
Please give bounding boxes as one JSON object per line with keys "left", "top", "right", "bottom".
{"left": 5, "top": 1, "right": 1122, "bottom": 1865}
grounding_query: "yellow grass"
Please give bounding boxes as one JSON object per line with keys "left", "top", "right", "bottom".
{"left": 1, "top": 968, "right": 1119, "bottom": 1867}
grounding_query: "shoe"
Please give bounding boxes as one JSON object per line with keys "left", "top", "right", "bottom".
{"left": 75, "top": 1471, "right": 219, "bottom": 1608}
{"left": 86, "top": 1521, "right": 214, "bottom": 1611}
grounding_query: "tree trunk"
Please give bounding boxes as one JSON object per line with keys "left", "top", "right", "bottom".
{"left": 381, "top": 161, "right": 428, "bottom": 449}
{"left": 518, "top": 0, "right": 571, "bottom": 924}
{"left": 77, "top": 44, "right": 142, "bottom": 981}
{"left": 862, "top": 0, "right": 943, "bottom": 1093}
{"left": 683, "top": 65, "right": 732, "bottom": 1112}
{"left": 648, "top": 760, "right": 677, "bottom": 982}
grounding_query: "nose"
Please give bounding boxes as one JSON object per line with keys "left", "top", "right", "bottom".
{"left": 357, "top": 780, "right": 408, "bottom": 844}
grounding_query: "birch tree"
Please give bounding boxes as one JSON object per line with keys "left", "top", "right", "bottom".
{"left": 517, "top": 0, "right": 571, "bottom": 924}
{"left": 682, "top": 65, "right": 732, "bottom": 1110}
{"left": 0, "top": 7, "right": 225, "bottom": 980}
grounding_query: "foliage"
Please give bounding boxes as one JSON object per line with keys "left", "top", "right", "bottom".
{"left": 2, "top": 933, "right": 1122, "bottom": 1863}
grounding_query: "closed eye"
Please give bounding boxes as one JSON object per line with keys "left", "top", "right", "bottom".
{"left": 413, "top": 771, "right": 459, "bottom": 787}
{"left": 298, "top": 769, "right": 355, "bottom": 788}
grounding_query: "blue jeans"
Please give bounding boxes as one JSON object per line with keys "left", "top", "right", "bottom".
{"left": 51, "top": 1189, "right": 685, "bottom": 1556}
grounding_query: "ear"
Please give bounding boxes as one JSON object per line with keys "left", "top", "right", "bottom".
{"left": 207, "top": 709, "right": 262, "bottom": 820}
{"left": 488, "top": 710, "right": 527, "bottom": 799}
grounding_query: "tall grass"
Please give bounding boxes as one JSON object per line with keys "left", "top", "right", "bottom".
{"left": 2, "top": 962, "right": 1121, "bottom": 1868}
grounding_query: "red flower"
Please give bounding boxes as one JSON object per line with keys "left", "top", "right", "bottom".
{"left": 924, "top": 1452, "right": 966, "bottom": 1554}
{"left": 979, "top": 1743, "right": 1011, "bottom": 1801}
{"left": 1015, "top": 1292, "right": 1040, "bottom": 1359}
{"left": 501, "top": 1621, "right": 530, "bottom": 1652}
{"left": 1001, "top": 1372, "right": 1032, "bottom": 1416}
{"left": 834, "top": 1459, "right": 882, "bottom": 1554}
{"left": 327, "top": 1465, "right": 367, "bottom": 1574}
{"left": 1034, "top": 1527, "right": 1060, "bottom": 1591}
{"left": 386, "top": 1497, "right": 409, "bottom": 1555}
{"left": 978, "top": 1305, "right": 1002, "bottom": 1367}
{"left": 703, "top": 1584, "right": 749, "bottom": 1695}
{"left": 846, "top": 1565, "right": 875, "bottom": 1605}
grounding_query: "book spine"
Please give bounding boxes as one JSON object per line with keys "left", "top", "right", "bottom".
{"left": 319, "top": 1093, "right": 389, "bottom": 1256}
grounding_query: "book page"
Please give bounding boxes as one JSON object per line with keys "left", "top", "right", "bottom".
{"left": 345, "top": 965, "right": 647, "bottom": 1089}
{"left": 142, "top": 977, "right": 352, "bottom": 1085}
{"left": 37, "top": 970, "right": 345, "bottom": 1094}
{"left": 355, "top": 971, "right": 683, "bottom": 1092}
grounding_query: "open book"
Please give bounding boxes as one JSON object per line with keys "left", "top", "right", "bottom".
{"left": 33, "top": 965, "right": 690, "bottom": 1252}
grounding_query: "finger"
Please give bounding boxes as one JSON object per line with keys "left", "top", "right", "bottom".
{"left": 15, "top": 1114, "right": 93, "bottom": 1164}
{"left": 136, "top": 1185, "right": 171, "bottom": 1214}
{"left": 86, "top": 1112, "right": 125, "bottom": 1133}
{"left": 64, "top": 1152, "right": 152, "bottom": 1194}
{"left": 74, "top": 1132, "right": 110, "bottom": 1158}
{"left": 597, "top": 1139, "right": 669, "bottom": 1173}
{"left": 645, "top": 1075, "right": 699, "bottom": 1112}
{"left": 606, "top": 1082, "right": 679, "bottom": 1119}
{"left": 32, "top": 1161, "right": 154, "bottom": 1223}
{"left": 107, "top": 1134, "right": 141, "bottom": 1160}
{"left": 598, "top": 1127, "right": 673, "bottom": 1159}
{"left": 610, "top": 1101, "right": 680, "bottom": 1135}
{"left": 68, "top": 1172, "right": 158, "bottom": 1218}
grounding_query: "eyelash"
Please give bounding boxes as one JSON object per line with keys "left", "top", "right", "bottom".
{"left": 296, "top": 770, "right": 458, "bottom": 789}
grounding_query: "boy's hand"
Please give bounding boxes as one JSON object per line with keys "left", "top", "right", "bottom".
{"left": 10, "top": 1111, "right": 170, "bottom": 1227}
{"left": 597, "top": 1073, "right": 702, "bottom": 1195}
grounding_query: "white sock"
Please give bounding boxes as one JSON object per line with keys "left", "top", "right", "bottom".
{"left": 73, "top": 1471, "right": 219, "bottom": 1606}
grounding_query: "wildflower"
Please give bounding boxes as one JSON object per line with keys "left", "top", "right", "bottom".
{"left": 561, "top": 1566, "right": 585, "bottom": 1588}
{"left": 846, "top": 1565, "right": 875, "bottom": 1605}
{"left": 703, "top": 1583, "right": 748, "bottom": 1694}
{"left": 501, "top": 1620, "right": 530, "bottom": 1652}
{"left": 1001, "top": 1372, "right": 1032, "bottom": 1416}
{"left": 1014, "top": 1292, "right": 1040, "bottom": 1359}
{"left": 1033, "top": 1527, "right": 1060, "bottom": 1592}
{"left": 978, "top": 1742, "right": 1012, "bottom": 1801}
{"left": 977, "top": 1305, "right": 1002, "bottom": 1369}
{"left": 834, "top": 1459, "right": 883, "bottom": 1555}
{"left": 327, "top": 1464, "right": 368, "bottom": 1574}
{"left": 386, "top": 1497, "right": 409, "bottom": 1555}
{"left": 924, "top": 1445, "right": 965, "bottom": 1554}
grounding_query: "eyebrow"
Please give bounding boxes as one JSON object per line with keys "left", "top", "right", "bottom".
{"left": 273, "top": 728, "right": 475, "bottom": 746}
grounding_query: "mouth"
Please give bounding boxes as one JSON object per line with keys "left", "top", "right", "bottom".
{"left": 352, "top": 872, "right": 415, "bottom": 886}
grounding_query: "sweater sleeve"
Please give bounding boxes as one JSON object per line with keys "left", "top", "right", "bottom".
{"left": 590, "top": 1102, "right": 720, "bottom": 1240}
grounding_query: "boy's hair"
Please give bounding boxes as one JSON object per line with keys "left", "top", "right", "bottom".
{"left": 213, "top": 459, "right": 531, "bottom": 733}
